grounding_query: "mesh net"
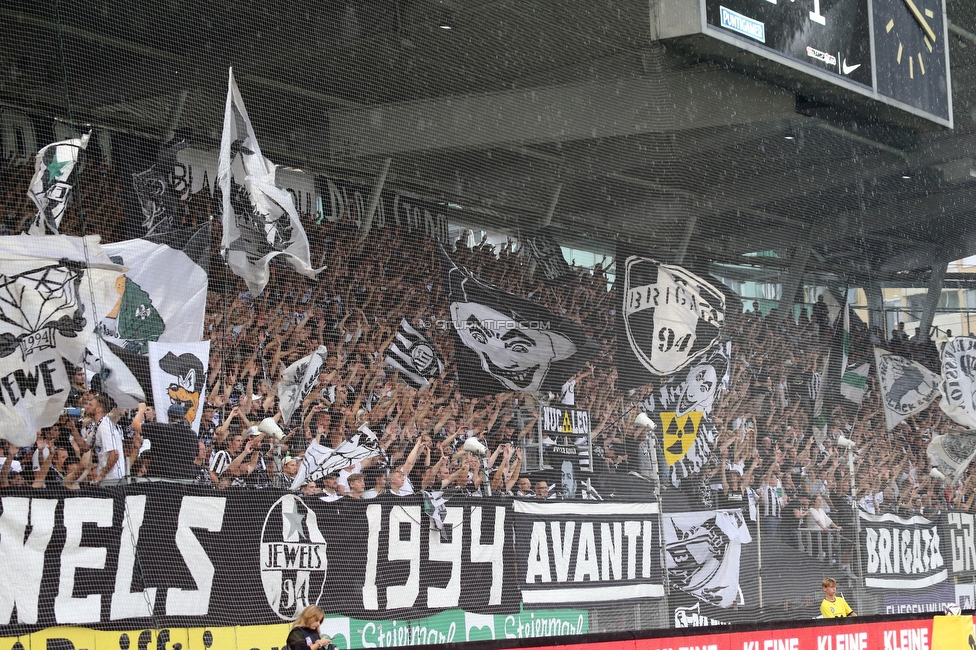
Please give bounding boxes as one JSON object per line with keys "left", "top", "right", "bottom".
{"left": 1, "top": 2, "right": 976, "bottom": 649}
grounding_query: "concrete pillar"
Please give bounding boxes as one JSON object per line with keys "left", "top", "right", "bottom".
{"left": 776, "top": 244, "right": 812, "bottom": 320}
{"left": 919, "top": 255, "right": 949, "bottom": 338}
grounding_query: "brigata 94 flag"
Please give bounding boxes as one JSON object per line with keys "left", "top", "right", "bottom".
{"left": 617, "top": 256, "right": 725, "bottom": 389}
{"left": 0, "top": 236, "right": 123, "bottom": 445}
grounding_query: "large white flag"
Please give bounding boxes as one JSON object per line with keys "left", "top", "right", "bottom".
{"left": 290, "top": 427, "right": 382, "bottom": 490}
{"left": 278, "top": 345, "right": 328, "bottom": 423}
{"left": 0, "top": 235, "right": 123, "bottom": 445}
{"left": 939, "top": 336, "right": 976, "bottom": 430}
{"left": 148, "top": 340, "right": 210, "bottom": 432}
{"left": 874, "top": 348, "right": 941, "bottom": 430}
{"left": 26, "top": 133, "right": 91, "bottom": 236}
{"left": 217, "top": 68, "right": 321, "bottom": 296}
{"left": 85, "top": 236, "right": 209, "bottom": 408}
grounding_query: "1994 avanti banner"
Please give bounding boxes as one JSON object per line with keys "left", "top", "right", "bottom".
{"left": 0, "top": 486, "right": 664, "bottom": 633}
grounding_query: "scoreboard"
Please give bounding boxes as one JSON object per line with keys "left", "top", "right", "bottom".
{"left": 684, "top": 0, "right": 952, "bottom": 124}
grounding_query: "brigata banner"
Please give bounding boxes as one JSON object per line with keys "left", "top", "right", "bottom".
{"left": 859, "top": 510, "right": 947, "bottom": 590}
{"left": 0, "top": 486, "right": 526, "bottom": 635}
{"left": 512, "top": 501, "right": 664, "bottom": 606}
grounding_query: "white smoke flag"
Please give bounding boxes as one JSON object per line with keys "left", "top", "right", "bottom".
{"left": 384, "top": 318, "right": 444, "bottom": 389}
{"left": 939, "top": 336, "right": 976, "bottom": 430}
{"left": 874, "top": 348, "right": 941, "bottom": 430}
{"left": 290, "top": 432, "right": 381, "bottom": 490}
{"left": 927, "top": 432, "right": 976, "bottom": 482}
{"left": 278, "top": 345, "right": 328, "bottom": 423}
{"left": 217, "top": 68, "right": 322, "bottom": 296}
{"left": 26, "top": 132, "right": 92, "bottom": 236}
{"left": 0, "top": 235, "right": 124, "bottom": 445}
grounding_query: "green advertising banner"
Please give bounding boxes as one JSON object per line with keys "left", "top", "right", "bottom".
{"left": 323, "top": 608, "right": 589, "bottom": 648}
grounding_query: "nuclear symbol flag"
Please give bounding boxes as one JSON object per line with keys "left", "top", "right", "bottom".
{"left": 661, "top": 411, "right": 704, "bottom": 466}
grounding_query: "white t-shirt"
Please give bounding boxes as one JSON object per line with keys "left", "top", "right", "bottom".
{"left": 336, "top": 463, "right": 362, "bottom": 493}
{"left": 94, "top": 417, "right": 126, "bottom": 481}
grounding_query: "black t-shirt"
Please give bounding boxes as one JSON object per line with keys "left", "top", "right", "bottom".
{"left": 286, "top": 626, "right": 321, "bottom": 650}
{"left": 142, "top": 421, "right": 198, "bottom": 481}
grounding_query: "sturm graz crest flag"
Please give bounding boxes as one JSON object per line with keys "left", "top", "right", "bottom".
{"left": 217, "top": 68, "right": 322, "bottom": 296}
{"left": 0, "top": 235, "right": 123, "bottom": 446}
{"left": 874, "top": 347, "right": 940, "bottom": 431}
{"left": 442, "top": 248, "right": 597, "bottom": 398}
{"left": 26, "top": 132, "right": 91, "bottom": 236}
{"left": 385, "top": 318, "right": 444, "bottom": 389}
{"left": 618, "top": 256, "right": 725, "bottom": 389}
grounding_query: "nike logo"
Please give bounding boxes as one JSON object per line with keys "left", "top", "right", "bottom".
{"left": 842, "top": 59, "right": 861, "bottom": 75}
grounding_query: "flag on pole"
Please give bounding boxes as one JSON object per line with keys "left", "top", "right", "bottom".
{"left": 384, "top": 318, "right": 444, "bottom": 389}
{"left": 278, "top": 345, "right": 328, "bottom": 423}
{"left": 26, "top": 133, "right": 91, "bottom": 236}
{"left": 874, "top": 347, "right": 941, "bottom": 430}
{"left": 217, "top": 68, "right": 321, "bottom": 296}
{"left": 840, "top": 363, "right": 870, "bottom": 404}
{"left": 811, "top": 352, "right": 830, "bottom": 444}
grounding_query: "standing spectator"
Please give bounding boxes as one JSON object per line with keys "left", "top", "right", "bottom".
{"left": 87, "top": 393, "right": 126, "bottom": 486}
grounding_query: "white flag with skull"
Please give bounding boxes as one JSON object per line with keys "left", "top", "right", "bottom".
{"left": 0, "top": 235, "right": 124, "bottom": 445}
{"left": 939, "top": 337, "right": 976, "bottom": 430}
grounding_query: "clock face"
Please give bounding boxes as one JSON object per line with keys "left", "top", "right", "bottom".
{"left": 705, "top": 0, "right": 873, "bottom": 87}
{"left": 872, "top": 0, "right": 950, "bottom": 119}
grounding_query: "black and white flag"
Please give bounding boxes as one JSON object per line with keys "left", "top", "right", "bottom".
{"left": 148, "top": 340, "right": 210, "bottom": 432}
{"left": 278, "top": 345, "right": 328, "bottom": 423}
{"left": 617, "top": 257, "right": 725, "bottom": 389}
{"left": 860, "top": 510, "right": 946, "bottom": 589}
{"left": 217, "top": 68, "right": 321, "bottom": 296}
{"left": 130, "top": 136, "right": 189, "bottom": 239}
{"left": 664, "top": 509, "right": 752, "bottom": 608}
{"left": 874, "top": 347, "right": 941, "bottom": 430}
{"left": 290, "top": 430, "right": 382, "bottom": 490}
{"left": 385, "top": 318, "right": 444, "bottom": 389}
{"left": 927, "top": 432, "right": 976, "bottom": 483}
{"left": 0, "top": 235, "right": 123, "bottom": 445}
{"left": 85, "top": 229, "right": 210, "bottom": 408}
{"left": 443, "top": 249, "right": 597, "bottom": 398}
{"left": 639, "top": 342, "right": 731, "bottom": 488}
{"left": 26, "top": 132, "right": 91, "bottom": 236}
{"left": 520, "top": 230, "right": 574, "bottom": 282}
{"left": 939, "top": 336, "right": 976, "bottom": 430}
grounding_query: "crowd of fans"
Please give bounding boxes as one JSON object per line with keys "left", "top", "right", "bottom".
{"left": 0, "top": 162, "right": 971, "bottom": 562}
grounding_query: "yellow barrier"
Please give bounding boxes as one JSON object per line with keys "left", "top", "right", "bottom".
{"left": 0, "top": 623, "right": 292, "bottom": 650}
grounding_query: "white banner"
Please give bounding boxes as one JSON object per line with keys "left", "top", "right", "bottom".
{"left": 927, "top": 432, "right": 976, "bottom": 482}
{"left": 663, "top": 509, "right": 751, "bottom": 608}
{"left": 874, "top": 348, "right": 941, "bottom": 430}
{"left": 0, "top": 235, "right": 123, "bottom": 445}
{"left": 148, "top": 340, "right": 210, "bottom": 432}
{"left": 939, "top": 336, "right": 976, "bottom": 430}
